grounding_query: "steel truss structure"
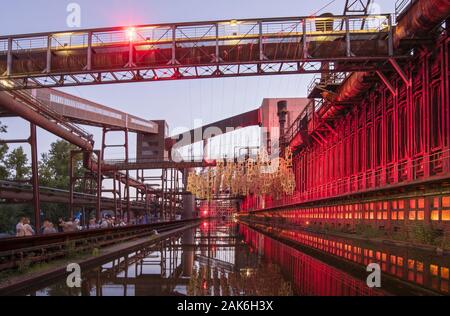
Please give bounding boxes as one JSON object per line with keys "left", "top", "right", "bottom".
{"left": 0, "top": 14, "right": 397, "bottom": 90}
{"left": 244, "top": 30, "right": 450, "bottom": 234}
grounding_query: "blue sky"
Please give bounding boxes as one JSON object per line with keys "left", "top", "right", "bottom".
{"left": 0, "top": 0, "right": 395, "bottom": 159}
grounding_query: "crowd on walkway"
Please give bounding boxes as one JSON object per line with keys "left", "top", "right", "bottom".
{"left": 14, "top": 215, "right": 136, "bottom": 237}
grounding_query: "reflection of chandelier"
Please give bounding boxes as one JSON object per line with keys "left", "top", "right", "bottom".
{"left": 187, "top": 147, "right": 296, "bottom": 201}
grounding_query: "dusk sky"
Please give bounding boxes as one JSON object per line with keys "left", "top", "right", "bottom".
{"left": 0, "top": 0, "right": 395, "bottom": 159}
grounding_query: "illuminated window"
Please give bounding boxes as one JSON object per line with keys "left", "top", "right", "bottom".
{"left": 398, "top": 211, "right": 405, "bottom": 220}
{"left": 418, "top": 198, "right": 425, "bottom": 208}
{"left": 430, "top": 264, "right": 439, "bottom": 276}
{"left": 409, "top": 211, "right": 416, "bottom": 221}
{"left": 442, "top": 211, "right": 450, "bottom": 221}
{"left": 416, "top": 262, "right": 424, "bottom": 272}
{"left": 408, "top": 259, "right": 415, "bottom": 269}
{"left": 431, "top": 211, "right": 440, "bottom": 221}
{"left": 443, "top": 197, "right": 450, "bottom": 208}
{"left": 417, "top": 211, "right": 424, "bottom": 221}
{"left": 441, "top": 267, "right": 449, "bottom": 280}
{"left": 432, "top": 197, "right": 439, "bottom": 208}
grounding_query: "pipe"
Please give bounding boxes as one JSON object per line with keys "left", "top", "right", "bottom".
{"left": 335, "top": 0, "right": 450, "bottom": 103}
{"left": 277, "top": 100, "right": 288, "bottom": 156}
{"left": 0, "top": 91, "right": 93, "bottom": 151}
{"left": 394, "top": 0, "right": 450, "bottom": 48}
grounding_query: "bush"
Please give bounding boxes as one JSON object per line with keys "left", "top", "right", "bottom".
{"left": 355, "top": 223, "right": 382, "bottom": 238}
{"left": 410, "top": 223, "right": 442, "bottom": 246}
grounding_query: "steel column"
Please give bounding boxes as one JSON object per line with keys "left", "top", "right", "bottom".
{"left": 30, "top": 123, "right": 40, "bottom": 233}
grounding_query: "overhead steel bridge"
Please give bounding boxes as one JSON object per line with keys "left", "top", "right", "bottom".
{"left": 0, "top": 14, "right": 397, "bottom": 90}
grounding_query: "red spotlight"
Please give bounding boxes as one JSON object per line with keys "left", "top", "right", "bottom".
{"left": 126, "top": 27, "right": 137, "bottom": 42}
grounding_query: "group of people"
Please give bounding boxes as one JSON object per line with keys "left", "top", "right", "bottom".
{"left": 14, "top": 215, "right": 131, "bottom": 237}
{"left": 15, "top": 217, "right": 35, "bottom": 237}
{"left": 88, "top": 215, "right": 127, "bottom": 230}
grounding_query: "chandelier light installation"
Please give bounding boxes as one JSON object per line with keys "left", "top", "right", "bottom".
{"left": 187, "top": 147, "right": 296, "bottom": 200}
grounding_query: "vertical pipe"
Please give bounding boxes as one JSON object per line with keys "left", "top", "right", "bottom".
{"left": 388, "top": 15, "right": 394, "bottom": 57}
{"left": 302, "top": 18, "right": 308, "bottom": 59}
{"left": 161, "top": 169, "right": 166, "bottom": 220}
{"left": 277, "top": 100, "right": 288, "bottom": 157}
{"left": 69, "top": 151, "right": 74, "bottom": 219}
{"left": 6, "top": 37, "right": 13, "bottom": 76}
{"left": 96, "top": 151, "right": 102, "bottom": 221}
{"left": 125, "top": 130, "right": 131, "bottom": 222}
{"left": 30, "top": 123, "right": 41, "bottom": 234}
{"left": 345, "top": 17, "right": 351, "bottom": 57}
{"left": 46, "top": 35, "right": 52, "bottom": 73}
{"left": 113, "top": 172, "right": 118, "bottom": 218}
{"left": 215, "top": 23, "right": 220, "bottom": 63}
{"left": 171, "top": 26, "right": 177, "bottom": 65}
{"left": 87, "top": 31, "right": 93, "bottom": 71}
{"left": 259, "top": 21, "right": 264, "bottom": 61}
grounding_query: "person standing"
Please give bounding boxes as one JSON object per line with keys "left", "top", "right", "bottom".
{"left": 23, "top": 218, "right": 35, "bottom": 236}
{"left": 16, "top": 217, "right": 26, "bottom": 237}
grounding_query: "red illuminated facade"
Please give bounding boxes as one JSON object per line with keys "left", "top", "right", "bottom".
{"left": 243, "top": 5, "right": 450, "bottom": 234}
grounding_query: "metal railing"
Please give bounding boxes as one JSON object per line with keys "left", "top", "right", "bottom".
{"left": 395, "top": 0, "right": 417, "bottom": 20}
{"left": 8, "top": 89, "right": 94, "bottom": 144}
{"left": 0, "top": 14, "right": 395, "bottom": 90}
{"left": 104, "top": 156, "right": 210, "bottom": 165}
{"left": 0, "top": 180, "right": 147, "bottom": 207}
{"left": 284, "top": 99, "right": 317, "bottom": 145}
{"left": 0, "top": 15, "right": 392, "bottom": 51}
{"left": 307, "top": 72, "right": 348, "bottom": 97}
{"left": 264, "top": 148, "right": 450, "bottom": 210}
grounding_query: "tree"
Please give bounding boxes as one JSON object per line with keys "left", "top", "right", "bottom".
{"left": 0, "top": 121, "right": 9, "bottom": 180}
{"left": 39, "top": 140, "right": 83, "bottom": 189}
{"left": 38, "top": 140, "right": 86, "bottom": 224}
{"left": 5, "top": 147, "right": 31, "bottom": 181}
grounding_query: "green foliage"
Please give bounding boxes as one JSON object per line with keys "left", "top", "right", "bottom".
{"left": 0, "top": 204, "right": 32, "bottom": 234}
{"left": 39, "top": 140, "right": 83, "bottom": 190}
{"left": 355, "top": 222, "right": 383, "bottom": 238}
{"left": 0, "top": 139, "right": 85, "bottom": 234}
{"left": 0, "top": 121, "right": 9, "bottom": 180}
{"left": 5, "top": 147, "right": 31, "bottom": 181}
{"left": 410, "top": 223, "right": 442, "bottom": 245}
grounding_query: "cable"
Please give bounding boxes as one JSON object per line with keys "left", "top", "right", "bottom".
{"left": 310, "top": 0, "right": 338, "bottom": 17}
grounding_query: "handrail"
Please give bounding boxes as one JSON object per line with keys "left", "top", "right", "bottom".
{"left": 0, "top": 14, "right": 393, "bottom": 42}
{"left": 395, "top": 0, "right": 417, "bottom": 20}
{"left": 262, "top": 148, "right": 450, "bottom": 210}
{"left": 7, "top": 89, "right": 93, "bottom": 144}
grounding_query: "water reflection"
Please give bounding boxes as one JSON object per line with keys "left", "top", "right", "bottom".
{"left": 27, "top": 221, "right": 291, "bottom": 296}
{"left": 242, "top": 222, "right": 449, "bottom": 295}
{"left": 20, "top": 220, "right": 448, "bottom": 296}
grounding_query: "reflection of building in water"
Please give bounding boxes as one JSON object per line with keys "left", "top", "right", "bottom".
{"left": 186, "top": 221, "right": 292, "bottom": 296}
{"left": 242, "top": 223, "right": 450, "bottom": 295}
{"left": 241, "top": 225, "right": 385, "bottom": 296}
{"left": 28, "top": 221, "right": 445, "bottom": 297}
